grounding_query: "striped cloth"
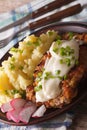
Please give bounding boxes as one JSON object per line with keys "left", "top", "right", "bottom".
{"left": 0, "top": 0, "right": 87, "bottom": 129}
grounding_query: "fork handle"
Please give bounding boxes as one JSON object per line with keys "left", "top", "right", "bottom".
{"left": 32, "top": 0, "right": 76, "bottom": 19}
{"left": 29, "top": 4, "right": 82, "bottom": 30}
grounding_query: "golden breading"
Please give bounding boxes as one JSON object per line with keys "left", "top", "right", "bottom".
{"left": 26, "top": 33, "right": 87, "bottom": 108}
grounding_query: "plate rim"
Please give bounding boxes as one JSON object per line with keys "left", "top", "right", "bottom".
{"left": 0, "top": 22, "right": 87, "bottom": 126}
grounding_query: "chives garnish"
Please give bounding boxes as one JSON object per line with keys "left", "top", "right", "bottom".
{"left": 63, "top": 75, "right": 67, "bottom": 80}
{"left": 53, "top": 47, "right": 58, "bottom": 53}
{"left": 68, "top": 32, "right": 74, "bottom": 40}
{"left": 56, "top": 39, "right": 62, "bottom": 45}
{"left": 34, "top": 85, "right": 42, "bottom": 92}
{"left": 56, "top": 70, "right": 61, "bottom": 75}
{"left": 48, "top": 31, "right": 53, "bottom": 36}
{"left": 9, "top": 63, "right": 15, "bottom": 70}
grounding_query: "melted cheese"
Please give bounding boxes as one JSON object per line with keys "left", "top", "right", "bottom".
{"left": 36, "top": 39, "right": 79, "bottom": 102}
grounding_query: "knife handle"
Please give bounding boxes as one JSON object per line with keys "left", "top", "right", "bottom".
{"left": 32, "top": 0, "right": 76, "bottom": 19}
{"left": 29, "top": 4, "right": 82, "bottom": 30}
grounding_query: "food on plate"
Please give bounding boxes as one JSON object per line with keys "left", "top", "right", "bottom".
{"left": 1, "top": 98, "right": 37, "bottom": 123}
{"left": 26, "top": 32, "right": 87, "bottom": 108}
{"left": 0, "top": 29, "right": 87, "bottom": 123}
{"left": 0, "top": 30, "right": 57, "bottom": 105}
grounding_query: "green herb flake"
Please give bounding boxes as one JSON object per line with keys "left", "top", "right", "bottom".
{"left": 58, "top": 75, "right": 63, "bottom": 80}
{"left": 56, "top": 39, "right": 62, "bottom": 45}
{"left": 9, "top": 63, "right": 15, "bottom": 70}
{"left": 75, "top": 59, "right": 79, "bottom": 65}
{"left": 59, "top": 47, "right": 66, "bottom": 56}
{"left": 34, "top": 41, "right": 40, "bottom": 46}
{"left": 56, "top": 70, "right": 61, "bottom": 75}
{"left": 53, "top": 47, "right": 58, "bottom": 53}
{"left": 60, "top": 59, "right": 64, "bottom": 64}
{"left": 5, "top": 90, "right": 9, "bottom": 95}
{"left": 10, "top": 47, "right": 18, "bottom": 52}
{"left": 56, "top": 35, "right": 61, "bottom": 40}
{"left": 18, "top": 65, "right": 24, "bottom": 70}
{"left": 27, "top": 41, "right": 32, "bottom": 46}
{"left": 36, "top": 72, "right": 42, "bottom": 82}
{"left": 34, "top": 85, "right": 42, "bottom": 92}
{"left": 68, "top": 32, "right": 74, "bottom": 40}
{"left": 63, "top": 75, "right": 67, "bottom": 80}
{"left": 48, "top": 31, "right": 53, "bottom": 36}
{"left": 11, "top": 57, "right": 15, "bottom": 62}
{"left": 65, "top": 58, "right": 71, "bottom": 66}
{"left": 10, "top": 89, "right": 19, "bottom": 95}
{"left": 59, "top": 46, "right": 74, "bottom": 57}
{"left": 72, "top": 56, "right": 75, "bottom": 60}
{"left": 18, "top": 49, "right": 23, "bottom": 54}
{"left": 10, "top": 47, "right": 23, "bottom": 54}
{"left": 44, "top": 72, "right": 53, "bottom": 80}
{"left": 20, "top": 91, "right": 26, "bottom": 99}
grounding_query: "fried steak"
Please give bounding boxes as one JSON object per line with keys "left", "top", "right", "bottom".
{"left": 26, "top": 34, "right": 87, "bottom": 108}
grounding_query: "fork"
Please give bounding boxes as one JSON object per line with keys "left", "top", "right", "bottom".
{"left": 0, "top": 25, "right": 29, "bottom": 48}
{"left": 0, "top": 0, "right": 82, "bottom": 48}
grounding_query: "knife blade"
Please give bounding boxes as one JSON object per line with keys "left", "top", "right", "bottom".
{"left": 0, "top": 0, "right": 76, "bottom": 32}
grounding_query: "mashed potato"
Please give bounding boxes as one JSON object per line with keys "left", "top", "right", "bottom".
{"left": 0, "top": 30, "right": 58, "bottom": 105}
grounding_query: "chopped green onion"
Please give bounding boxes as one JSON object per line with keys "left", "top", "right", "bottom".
{"left": 68, "top": 32, "right": 74, "bottom": 40}
{"left": 10, "top": 47, "right": 23, "bottom": 54}
{"left": 27, "top": 41, "right": 32, "bottom": 46}
{"left": 10, "top": 89, "right": 19, "bottom": 95}
{"left": 56, "top": 35, "right": 61, "bottom": 40}
{"left": 60, "top": 59, "right": 64, "bottom": 64}
{"left": 34, "top": 85, "right": 42, "bottom": 92}
{"left": 34, "top": 41, "right": 40, "bottom": 46}
{"left": 56, "top": 39, "right": 62, "bottom": 45}
{"left": 48, "top": 31, "right": 53, "bottom": 36}
{"left": 53, "top": 47, "right": 58, "bottom": 53}
{"left": 59, "top": 47, "right": 66, "bottom": 56}
{"left": 18, "top": 65, "right": 24, "bottom": 70}
{"left": 58, "top": 75, "right": 63, "bottom": 80}
{"left": 10, "top": 47, "right": 18, "bottom": 52}
{"left": 11, "top": 57, "right": 15, "bottom": 62}
{"left": 65, "top": 58, "right": 71, "bottom": 66}
{"left": 44, "top": 71, "right": 51, "bottom": 80}
{"left": 36, "top": 72, "right": 42, "bottom": 82}
{"left": 56, "top": 70, "right": 61, "bottom": 75}
{"left": 75, "top": 59, "right": 79, "bottom": 65}
{"left": 63, "top": 75, "right": 67, "bottom": 80}
{"left": 59, "top": 46, "right": 74, "bottom": 57}
{"left": 9, "top": 63, "right": 15, "bottom": 70}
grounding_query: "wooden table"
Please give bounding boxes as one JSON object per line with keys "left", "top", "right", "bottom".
{"left": 0, "top": 0, "right": 87, "bottom": 129}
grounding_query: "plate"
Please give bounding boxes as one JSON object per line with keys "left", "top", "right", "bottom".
{"left": 0, "top": 22, "right": 87, "bottom": 126}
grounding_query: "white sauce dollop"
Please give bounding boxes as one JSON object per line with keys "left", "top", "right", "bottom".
{"left": 36, "top": 39, "right": 79, "bottom": 102}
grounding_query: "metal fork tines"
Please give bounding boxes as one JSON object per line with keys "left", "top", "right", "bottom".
{"left": 0, "top": 25, "right": 29, "bottom": 48}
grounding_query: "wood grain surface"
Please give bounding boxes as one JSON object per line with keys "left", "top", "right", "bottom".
{"left": 0, "top": 1, "right": 87, "bottom": 130}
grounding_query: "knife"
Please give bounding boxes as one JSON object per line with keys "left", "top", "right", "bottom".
{"left": 0, "top": 0, "right": 76, "bottom": 32}
{"left": 29, "top": 0, "right": 87, "bottom": 30}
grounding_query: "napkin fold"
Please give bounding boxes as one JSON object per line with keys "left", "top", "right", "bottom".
{"left": 0, "top": 0, "right": 87, "bottom": 129}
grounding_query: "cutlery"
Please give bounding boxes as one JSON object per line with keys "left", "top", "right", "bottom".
{"left": 0, "top": 0, "right": 76, "bottom": 32}
{"left": 29, "top": 0, "right": 87, "bottom": 30}
{"left": 0, "top": 27, "right": 29, "bottom": 48}
{"left": 0, "top": 0, "right": 87, "bottom": 48}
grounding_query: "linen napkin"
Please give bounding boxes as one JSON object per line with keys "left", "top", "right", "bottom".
{"left": 0, "top": 0, "right": 87, "bottom": 130}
